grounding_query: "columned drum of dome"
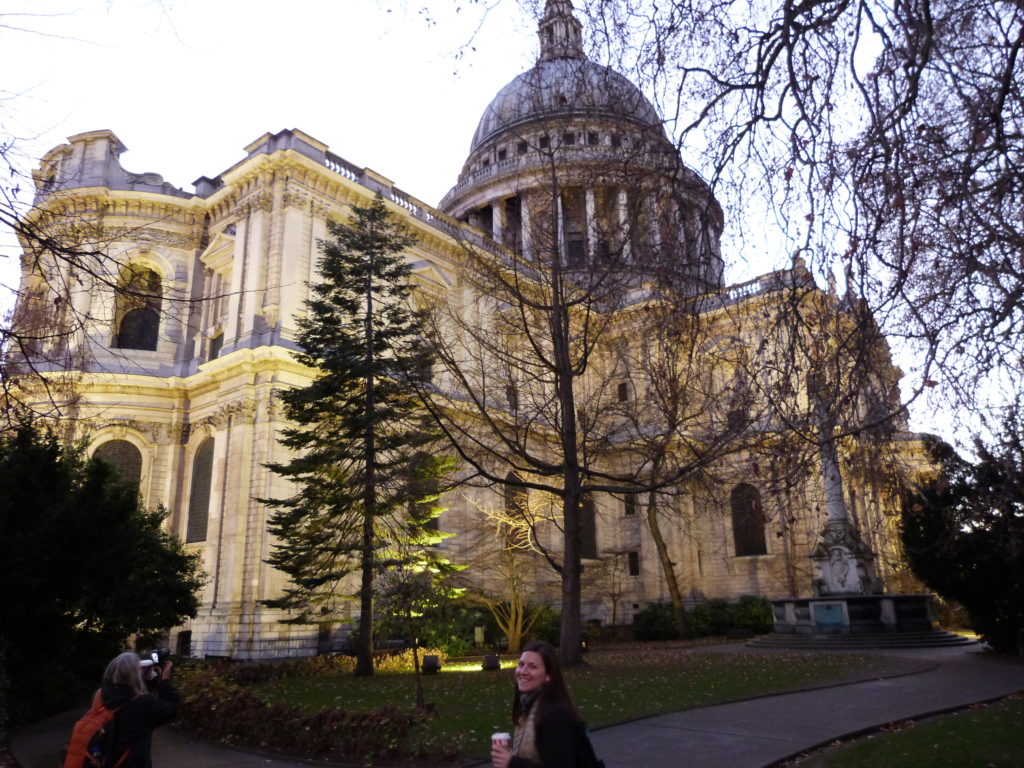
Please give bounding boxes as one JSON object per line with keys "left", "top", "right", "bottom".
{"left": 440, "top": 0, "right": 725, "bottom": 294}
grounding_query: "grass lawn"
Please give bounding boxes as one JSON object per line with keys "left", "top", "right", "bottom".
{"left": 792, "top": 694, "right": 1024, "bottom": 767}
{"left": 255, "top": 645, "right": 925, "bottom": 760}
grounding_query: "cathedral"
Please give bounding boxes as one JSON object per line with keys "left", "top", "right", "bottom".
{"left": 17, "top": 1, "right": 922, "bottom": 658}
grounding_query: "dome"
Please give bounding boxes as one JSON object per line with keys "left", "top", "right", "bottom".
{"left": 469, "top": 57, "right": 665, "bottom": 152}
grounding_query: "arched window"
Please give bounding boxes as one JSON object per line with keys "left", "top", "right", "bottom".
{"left": 731, "top": 483, "right": 767, "bottom": 557}
{"left": 113, "top": 266, "right": 162, "bottom": 351}
{"left": 93, "top": 440, "right": 142, "bottom": 488}
{"left": 186, "top": 438, "right": 215, "bottom": 543}
{"left": 502, "top": 473, "right": 530, "bottom": 549}
{"left": 579, "top": 495, "right": 598, "bottom": 559}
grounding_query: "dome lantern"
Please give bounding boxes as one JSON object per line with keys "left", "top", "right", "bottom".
{"left": 539, "top": 0, "right": 584, "bottom": 62}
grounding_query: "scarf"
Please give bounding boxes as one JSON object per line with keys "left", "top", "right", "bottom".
{"left": 512, "top": 687, "right": 544, "bottom": 761}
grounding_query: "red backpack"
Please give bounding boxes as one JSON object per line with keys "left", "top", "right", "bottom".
{"left": 60, "top": 690, "right": 135, "bottom": 768}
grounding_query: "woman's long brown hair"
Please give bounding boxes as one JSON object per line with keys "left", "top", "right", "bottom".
{"left": 511, "top": 641, "right": 581, "bottom": 723}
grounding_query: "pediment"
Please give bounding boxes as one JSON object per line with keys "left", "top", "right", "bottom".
{"left": 410, "top": 260, "right": 453, "bottom": 290}
{"left": 200, "top": 230, "right": 236, "bottom": 271}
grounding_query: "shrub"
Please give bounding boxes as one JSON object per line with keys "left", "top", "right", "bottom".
{"left": 417, "top": 603, "right": 494, "bottom": 655}
{"left": 525, "top": 605, "right": 561, "bottom": 645}
{"left": 633, "top": 602, "right": 678, "bottom": 641}
{"left": 730, "top": 596, "right": 774, "bottom": 634}
{"left": 375, "top": 648, "right": 447, "bottom": 673}
{"left": 932, "top": 597, "right": 970, "bottom": 630}
{"left": 376, "top": 601, "right": 496, "bottom": 656}
{"left": 687, "top": 597, "right": 774, "bottom": 637}
{"left": 175, "top": 663, "right": 441, "bottom": 759}
{"left": 211, "top": 648, "right": 448, "bottom": 686}
{"left": 687, "top": 599, "right": 732, "bottom": 637}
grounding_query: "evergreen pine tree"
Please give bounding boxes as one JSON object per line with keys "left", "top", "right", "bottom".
{"left": 264, "top": 194, "right": 451, "bottom": 676}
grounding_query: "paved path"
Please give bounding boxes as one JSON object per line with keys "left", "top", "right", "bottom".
{"left": 11, "top": 645, "right": 1024, "bottom": 768}
{"left": 588, "top": 645, "right": 1024, "bottom": 767}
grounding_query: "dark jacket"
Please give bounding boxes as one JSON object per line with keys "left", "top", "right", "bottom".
{"left": 100, "top": 680, "right": 179, "bottom": 768}
{"left": 509, "top": 701, "right": 583, "bottom": 768}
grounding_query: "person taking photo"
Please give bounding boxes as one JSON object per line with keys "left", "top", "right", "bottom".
{"left": 97, "top": 651, "right": 179, "bottom": 767}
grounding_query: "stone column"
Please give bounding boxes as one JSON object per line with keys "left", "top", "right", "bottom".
{"left": 585, "top": 187, "right": 597, "bottom": 262}
{"left": 556, "top": 193, "right": 566, "bottom": 264}
{"left": 521, "top": 196, "right": 532, "bottom": 259}
{"left": 493, "top": 199, "right": 506, "bottom": 245}
{"left": 809, "top": 383, "right": 881, "bottom": 596}
{"left": 646, "top": 195, "right": 662, "bottom": 256}
{"left": 617, "top": 188, "right": 631, "bottom": 262}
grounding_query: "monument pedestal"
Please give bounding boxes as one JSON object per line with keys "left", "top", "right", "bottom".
{"left": 770, "top": 593, "right": 936, "bottom": 635}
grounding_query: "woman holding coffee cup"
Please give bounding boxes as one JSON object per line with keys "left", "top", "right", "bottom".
{"left": 490, "top": 641, "right": 586, "bottom": 768}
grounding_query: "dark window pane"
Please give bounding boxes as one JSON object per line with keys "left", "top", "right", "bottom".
{"left": 93, "top": 440, "right": 142, "bottom": 488}
{"left": 566, "top": 238, "right": 585, "bottom": 267}
{"left": 731, "top": 483, "right": 767, "bottom": 556}
{"left": 187, "top": 439, "right": 215, "bottom": 543}
{"left": 115, "top": 307, "right": 159, "bottom": 351}
{"left": 627, "top": 551, "right": 640, "bottom": 576}
{"left": 505, "top": 385, "right": 519, "bottom": 411}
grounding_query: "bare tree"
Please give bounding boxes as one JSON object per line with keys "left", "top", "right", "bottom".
{"left": 584, "top": 549, "right": 629, "bottom": 627}
{"left": 456, "top": 495, "right": 558, "bottom": 653}
{"left": 560, "top": 0, "right": 1024, "bottom": 439}
{"left": 418, "top": 0, "right": 923, "bottom": 661}
{"left": 424, "top": 160, "right": 669, "bottom": 663}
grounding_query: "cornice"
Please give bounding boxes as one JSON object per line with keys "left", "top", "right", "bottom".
{"left": 32, "top": 188, "right": 202, "bottom": 219}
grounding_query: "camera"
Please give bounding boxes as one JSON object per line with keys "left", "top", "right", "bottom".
{"left": 140, "top": 648, "right": 171, "bottom": 690}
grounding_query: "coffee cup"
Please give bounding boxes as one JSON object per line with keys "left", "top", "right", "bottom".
{"left": 491, "top": 732, "right": 511, "bottom": 750}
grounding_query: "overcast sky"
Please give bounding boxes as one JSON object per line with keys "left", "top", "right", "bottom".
{"left": 1, "top": 1, "right": 541, "bottom": 204}
{"left": 2, "top": 1, "right": 791, "bottom": 286}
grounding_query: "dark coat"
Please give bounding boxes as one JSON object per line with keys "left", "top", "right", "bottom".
{"left": 509, "top": 700, "right": 583, "bottom": 768}
{"left": 100, "top": 680, "right": 179, "bottom": 768}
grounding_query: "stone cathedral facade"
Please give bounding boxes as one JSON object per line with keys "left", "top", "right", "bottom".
{"left": 17, "top": 1, "right": 920, "bottom": 658}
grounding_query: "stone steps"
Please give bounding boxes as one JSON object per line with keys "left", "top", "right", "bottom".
{"left": 749, "top": 630, "right": 978, "bottom": 650}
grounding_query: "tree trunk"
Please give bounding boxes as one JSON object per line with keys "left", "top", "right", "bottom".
{"left": 646, "top": 489, "right": 689, "bottom": 638}
{"left": 355, "top": 512, "right": 375, "bottom": 676}
{"left": 356, "top": 249, "right": 377, "bottom": 678}
{"left": 410, "top": 613, "right": 425, "bottom": 710}
{"left": 560, "top": 486, "right": 584, "bottom": 666}
{"left": 545, "top": 183, "right": 585, "bottom": 667}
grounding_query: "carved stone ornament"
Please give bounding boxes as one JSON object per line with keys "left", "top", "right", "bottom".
{"left": 811, "top": 519, "right": 882, "bottom": 596}
{"left": 102, "top": 226, "right": 195, "bottom": 250}
{"left": 198, "top": 398, "right": 260, "bottom": 429}
{"left": 267, "top": 390, "right": 289, "bottom": 419}
{"left": 169, "top": 421, "right": 192, "bottom": 444}
{"left": 103, "top": 418, "right": 162, "bottom": 442}
{"left": 237, "top": 192, "right": 273, "bottom": 216}
{"left": 282, "top": 190, "right": 310, "bottom": 210}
